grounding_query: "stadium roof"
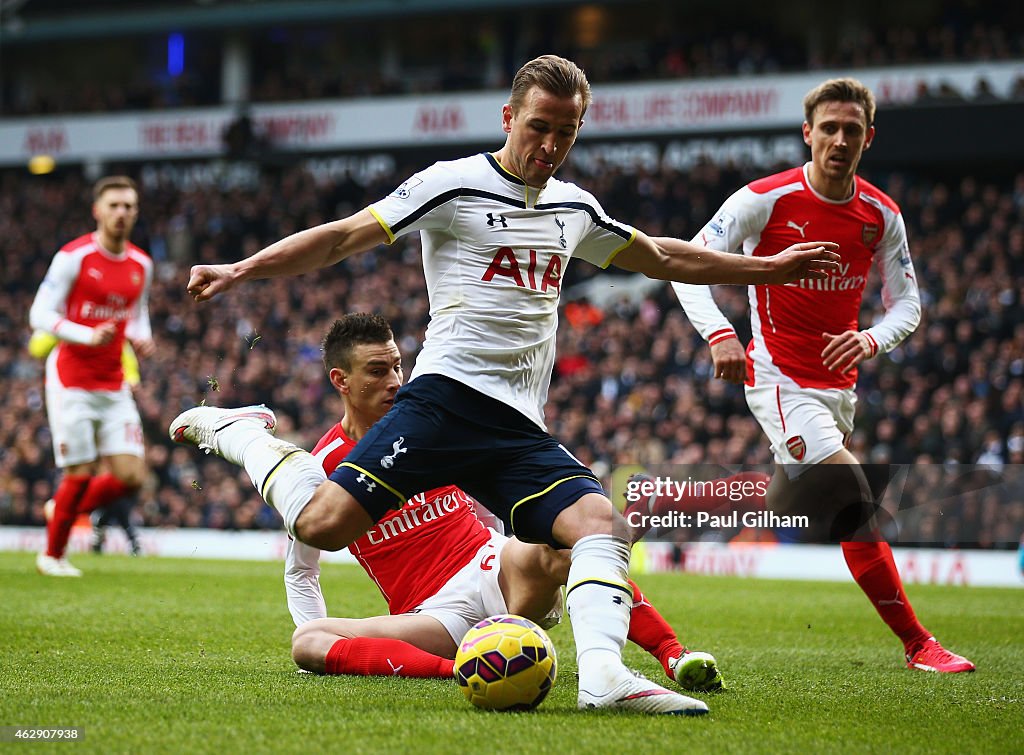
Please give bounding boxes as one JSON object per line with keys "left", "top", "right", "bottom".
{"left": 1, "top": 0, "right": 584, "bottom": 42}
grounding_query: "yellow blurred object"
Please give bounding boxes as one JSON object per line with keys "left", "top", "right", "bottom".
{"left": 610, "top": 464, "right": 647, "bottom": 511}
{"left": 121, "top": 342, "right": 140, "bottom": 386}
{"left": 28, "top": 154, "right": 56, "bottom": 175}
{"left": 27, "top": 329, "right": 58, "bottom": 359}
{"left": 630, "top": 540, "right": 648, "bottom": 575}
{"left": 27, "top": 329, "right": 140, "bottom": 386}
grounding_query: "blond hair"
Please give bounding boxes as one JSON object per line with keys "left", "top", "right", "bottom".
{"left": 509, "top": 55, "right": 592, "bottom": 117}
{"left": 803, "top": 78, "right": 876, "bottom": 127}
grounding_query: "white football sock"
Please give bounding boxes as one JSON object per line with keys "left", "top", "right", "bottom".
{"left": 217, "top": 424, "right": 326, "bottom": 537}
{"left": 565, "top": 534, "right": 632, "bottom": 693}
{"left": 211, "top": 421, "right": 273, "bottom": 466}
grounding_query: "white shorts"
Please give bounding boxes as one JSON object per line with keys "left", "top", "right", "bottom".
{"left": 410, "top": 531, "right": 565, "bottom": 644}
{"left": 45, "top": 385, "right": 144, "bottom": 467}
{"left": 745, "top": 383, "right": 855, "bottom": 474}
{"left": 412, "top": 530, "right": 511, "bottom": 644}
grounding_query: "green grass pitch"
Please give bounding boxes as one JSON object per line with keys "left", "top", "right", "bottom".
{"left": 1, "top": 552, "right": 1021, "bottom": 754}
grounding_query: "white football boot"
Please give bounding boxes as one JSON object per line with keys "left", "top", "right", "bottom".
{"left": 169, "top": 405, "right": 277, "bottom": 457}
{"left": 670, "top": 650, "right": 725, "bottom": 692}
{"left": 578, "top": 669, "right": 709, "bottom": 715}
{"left": 37, "top": 552, "right": 82, "bottom": 577}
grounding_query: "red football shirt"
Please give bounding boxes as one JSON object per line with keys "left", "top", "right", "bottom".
{"left": 30, "top": 233, "right": 152, "bottom": 390}
{"left": 674, "top": 164, "right": 919, "bottom": 390}
{"left": 312, "top": 422, "right": 491, "bottom": 614}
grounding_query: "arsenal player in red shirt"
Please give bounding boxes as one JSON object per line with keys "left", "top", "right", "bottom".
{"left": 30, "top": 176, "right": 154, "bottom": 577}
{"left": 669, "top": 78, "right": 973, "bottom": 674}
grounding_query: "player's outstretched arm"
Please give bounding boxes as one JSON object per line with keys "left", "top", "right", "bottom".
{"left": 187, "top": 209, "right": 390, "bottom": 302}
{"left": 614, "top": 232, "right": 839, "bottom": 285}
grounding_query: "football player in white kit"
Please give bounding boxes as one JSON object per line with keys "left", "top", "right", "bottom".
{"left": 286, "top": 314, "right": 723, "bottom": 696}
{"left": 171, "top": 55, "right": 840, "bottom": 714}
{"left": 671, "top": 78, "right": 973, "bottom": 673}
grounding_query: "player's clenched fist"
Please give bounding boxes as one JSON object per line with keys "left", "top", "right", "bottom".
{"left": 187, "top": 264, "right": 238, "bottom": 302}
{"left": 710, "top": 337, "right": 747, "bottom": 384}
{"left": 821, "top": 330, "right": 874, "bottom": 373}
{"left": 90, "top": 321, "right": 117, "bottom": 346}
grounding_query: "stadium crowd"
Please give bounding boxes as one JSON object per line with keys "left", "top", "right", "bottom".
{"left": 4, "top": 10, "right": 1022, "bottom": 116}
{"left": 1, "top": 157, "right": 1021, "bottom": 550}
{"left": 245, "top": 16, "right": 1024, "bottom": 105}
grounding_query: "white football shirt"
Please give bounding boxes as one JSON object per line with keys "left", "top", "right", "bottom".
{"left": 369, "top": 153, "right": 635, "bottom": 428}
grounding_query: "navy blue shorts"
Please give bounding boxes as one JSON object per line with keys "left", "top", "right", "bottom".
{"left": 329, "top": 374, "right": 605, "bottom": 548}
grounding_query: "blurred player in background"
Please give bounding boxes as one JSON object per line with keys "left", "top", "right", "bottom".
{"left": 171, "top": 54, "right": 838, "bottom": 715}
{"left": 670, "top": 78, "right": 974, "bottom": 673}
{"left": 287, "top": 314, "right": 722, "bottom": 696}
{"left": 28, "top": 330, "right": 144, "bottom": 557}
{"left": 29, "top": 176, "right": 154, "bottom": 576}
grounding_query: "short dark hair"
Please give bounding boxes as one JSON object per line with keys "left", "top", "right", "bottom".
{"left": 803, "top": 77, "right": 876, "bottom": 127}
{"left": 321, "top": 313, "right": 394, "bottom": 372}
{"left": 509, "top": 55, "right": 592, "bottom": 117}
{"left": 93, "top": 175, "right": 138, "bottom": 202}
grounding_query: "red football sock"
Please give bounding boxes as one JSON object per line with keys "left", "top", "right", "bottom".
{"left": 77, "top": 473, "right": 134, "bottom": 515}
{"left": 46, "top": 474, "right": 91, "bottom": 558}
{"left": 325, "top": 637, "right": 454, "bottom": 678}
{"left": 625, "top": 579, "right": 685, "bottom": 679}
{"left": 841, "top": 541, "right": 931, "bottom": 653}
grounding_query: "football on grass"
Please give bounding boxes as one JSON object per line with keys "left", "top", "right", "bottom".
{"left": 454, "top": 614, "right": 558, "bottom": 711}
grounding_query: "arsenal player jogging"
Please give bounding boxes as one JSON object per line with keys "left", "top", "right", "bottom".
{"left": 170, "top": 55, "right": 839, "bottom": 715}
{"left": 29, "top": 176, "right": 154, "bottom": 577}
{"left": 671, "top": 78, "right": 974, "bottom": 674}
{"left": 285, "top": 315, "right": 724, "bottom": 697}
